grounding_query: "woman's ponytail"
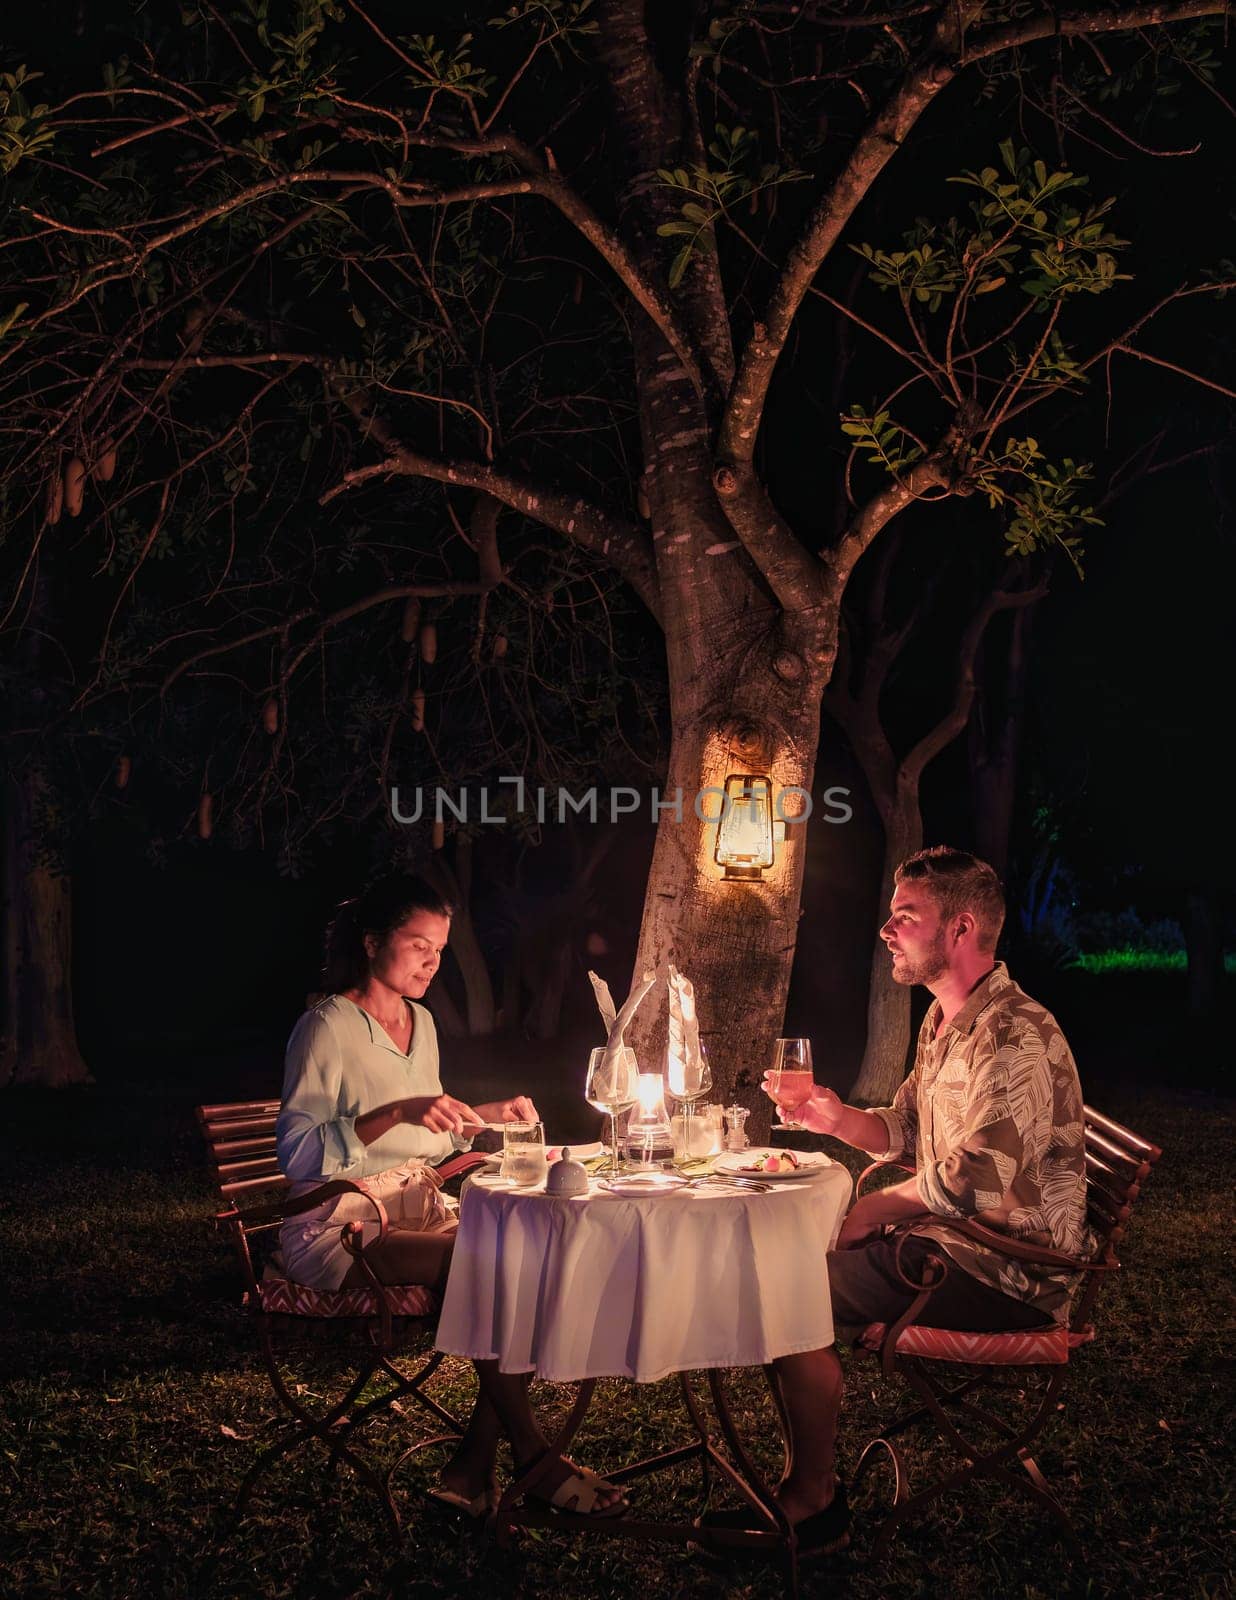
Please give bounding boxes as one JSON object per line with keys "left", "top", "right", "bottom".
{"left": 323, "top": 899, "right": 368, "bottom": 993}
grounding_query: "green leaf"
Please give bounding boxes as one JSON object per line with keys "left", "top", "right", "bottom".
{"left": 0, "top": 300, "right": 28, "bottom": 341}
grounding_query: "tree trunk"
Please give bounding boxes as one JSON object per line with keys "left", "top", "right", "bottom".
{"left": 595, "top": 0, "right": 833, "bottom": 1127}
{"left": 849, "top": 777, "right": 922, "bottom": 1105}
{"left": 528, "top": 935, "right": 573, "bottom": 1041}
{"left": 0, "top": 769, "right": 91, "bottom": 1089}
{"left": 625, "top": 651, "right": 827, "bottom": 1128}
{"left": 423, "top": 843, "right": 496, "bottom": 1036}
{"left": 1184, "top": 887, "right": 1224, "bottom": 1021}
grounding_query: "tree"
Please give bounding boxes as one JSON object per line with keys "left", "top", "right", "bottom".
{"left": 0, "top": 1, "right": 1231, "bottom": 1096}
{"left": 827, "top": 535, "right": 1047, "bottom": 1103}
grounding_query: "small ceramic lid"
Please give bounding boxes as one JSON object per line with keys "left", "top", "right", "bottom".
{"left": 545, "top": 1147, "right": 589, "bottom": 1196}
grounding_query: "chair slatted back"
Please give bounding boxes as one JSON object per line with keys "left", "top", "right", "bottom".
{"left": 196, "top": 1100, "right": 289, "bottom": 1200}
{"left": 1076, "top": 1103, "right": 1162, "bottom": 1329}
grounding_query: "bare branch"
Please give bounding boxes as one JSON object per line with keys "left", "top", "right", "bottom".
{"left": 1112, "top": 343, "right": 1236, "bottom": 402}
{"left": 965, "top": 1, "right": 1232, "bottom": 63}
{"left": 322, "top": 447, "right": 661, "bottom": 623}
{"left": 903, "top": 577, "right": 1048, "bottom": 781}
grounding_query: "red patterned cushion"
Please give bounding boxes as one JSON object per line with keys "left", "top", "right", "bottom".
{"left": 858, "top": 1320, "right": 1094, "bottom": 1365}
{"left": 250, "top": 1277, "right": 439, "bottom": 1318}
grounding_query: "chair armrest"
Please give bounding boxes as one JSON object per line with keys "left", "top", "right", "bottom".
{"left": 856, "top": 1158, "right": 916, "bottom": 1198}
{"left": 220, "top": 1177, "right": 385, "bottom": 1230}
{"left": 896, "top": 1213, "right": 1115, "bottom": 1273}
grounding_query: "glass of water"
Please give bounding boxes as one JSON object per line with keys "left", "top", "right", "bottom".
{"left": 500, "top": 1119, "right": 548, "bottom": 1187}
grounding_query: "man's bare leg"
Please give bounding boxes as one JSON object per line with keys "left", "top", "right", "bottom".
{"left": 769, "top": 1346, "right": 844, "bottom": 1522}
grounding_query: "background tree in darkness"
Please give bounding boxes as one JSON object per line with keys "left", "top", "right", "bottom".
{"left": 0, "top": 1, "right": 1232, "bottom": 1097}
{"left": 825, "top": 534, "right": 1048, "bottom": 1103}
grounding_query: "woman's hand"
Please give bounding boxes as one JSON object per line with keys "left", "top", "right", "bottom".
{"left": 403, "top": 1093, "right": 485, "bottom": 1136}
{"left": 474, "top": 1095, "right": 540, "bottom": 1124}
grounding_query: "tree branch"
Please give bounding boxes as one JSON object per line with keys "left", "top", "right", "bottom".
{"left": 322, "top": 447, "right": 661, "bottom": 623}
{"left": 712, "top": 463, "right": 827, "bottom": 613}
{"left": 14, "top": 161, "right": 705, "bottom": 401}
{"left": 719, "top": 0, "right": 1231, "bottom": 466}
{"left": 965, "top": 1, "right": 1232, "bottom": 63}
{"left": 902, "top": 577, "right": 1048, "bottom": 782}
{"left": 1112, "top": 343, "right": 1236, "bottom": 402}
{"left": 720, "top": 7, "right": 964, "bottom": 465}
{"left": 826, "top": 438, "right": 960, "bottom": 598}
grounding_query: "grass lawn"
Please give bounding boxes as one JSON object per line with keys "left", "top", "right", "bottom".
{"left": 1, "top": 1053, "right": 1232, "bottom": 1599}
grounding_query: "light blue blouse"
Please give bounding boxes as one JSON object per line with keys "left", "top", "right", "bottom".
{"left": 276, "top": 994, "right": 464, "bottom": 1186}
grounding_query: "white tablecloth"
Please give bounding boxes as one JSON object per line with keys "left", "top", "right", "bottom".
{"left": 436, "top": 1164, "right": 852, "bottom": 1383}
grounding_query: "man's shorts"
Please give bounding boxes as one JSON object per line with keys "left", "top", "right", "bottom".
{"left": 828, "top": 1232, "right": 1053, "bottom": 1345}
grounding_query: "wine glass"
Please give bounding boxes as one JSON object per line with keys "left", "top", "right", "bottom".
{"left": 769, "top": 1038, "right": 814, "bottom": 1132}
{"left": 500, "top": 1120, "right": 548, "bottom": 1186}
{"left": 585, "top": 1046, "right": 638, "bottom": 1175}
{"left": 666, "top": 1041, "right": 712, "bottom": 1161}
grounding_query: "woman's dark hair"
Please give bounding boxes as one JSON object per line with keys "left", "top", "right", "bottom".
{"left": 323, "top": 874, "right": 453, "bottom": 993}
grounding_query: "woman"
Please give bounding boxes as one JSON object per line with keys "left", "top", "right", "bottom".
{"left": 277, "top": 873, "right": 624, "bottom": 1519}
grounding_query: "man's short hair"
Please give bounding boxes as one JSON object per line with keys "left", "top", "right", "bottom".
{"left": 894, "top": 846, "right": 1005, "bottom": 951}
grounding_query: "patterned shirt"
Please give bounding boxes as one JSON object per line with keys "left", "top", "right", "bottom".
{"left": 871, "top": 962, "right": 1089, "bottom": 1323}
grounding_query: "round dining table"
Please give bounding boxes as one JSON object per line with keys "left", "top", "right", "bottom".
{"left": 435, "top": 1157, "right": 853, "bottom": 1583}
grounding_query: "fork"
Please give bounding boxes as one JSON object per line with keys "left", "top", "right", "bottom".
{"left": 686, "top": 1174, "right": 772, "bottom": 1193}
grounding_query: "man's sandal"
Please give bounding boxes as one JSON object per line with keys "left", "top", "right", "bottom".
{"left": 693, "top": 1480, "right": 851, "bottom": 1561}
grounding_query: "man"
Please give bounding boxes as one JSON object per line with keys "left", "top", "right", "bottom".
{"left": 752, "top": 846, "right": 1089, "bottom": 1556}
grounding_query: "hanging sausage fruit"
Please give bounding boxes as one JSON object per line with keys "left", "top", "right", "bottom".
{"left": 64, "top": 457, "right": 87, "bottom": 518}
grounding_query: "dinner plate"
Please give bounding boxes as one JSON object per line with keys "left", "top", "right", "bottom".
{"left": 713, "top": 1148, "right": 831, "bottom": 1180}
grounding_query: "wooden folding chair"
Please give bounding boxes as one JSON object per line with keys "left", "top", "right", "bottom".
{"left": 851, "top": 1103, "right": 1162, "bottom": 1563}
{"left": 196, "top": 1099, "right": 487, "bottom": 1536}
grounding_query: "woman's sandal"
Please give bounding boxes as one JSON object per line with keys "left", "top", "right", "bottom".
{"left": 427, "top": 1483, "right": 499, "bottom": 1522}
{"left": 521, "top": 1455, "right": 629, "bottom": 1519}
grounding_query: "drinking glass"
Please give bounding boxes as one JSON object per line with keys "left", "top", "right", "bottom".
{"left": 666, "top": 1041, "right": 712, "bottom": 1163}
{"left": 500, "top": 1119, "right": 548, "bottom": 1186}
{"left": 584, "top": 1046, "right": 638, "bottom": 1175}
{"left": 769, "top": 1038, "right": 814, "bottom": 1131}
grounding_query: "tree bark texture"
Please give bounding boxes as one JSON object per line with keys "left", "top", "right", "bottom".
{"left": 1184, "top": 887, "right": 1224, "bottom": 1022}
{"left": 849, "top": 778, "right": 922, "bottom": 1105}
{"left": 0, "top": 770, "right": 91, "bottom": 1088}
{"left": 422, "top": 845, "right": 496, "bottom": 1036}
{"left": 971, "top": 604, "right": 1037, "bottom": 881}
